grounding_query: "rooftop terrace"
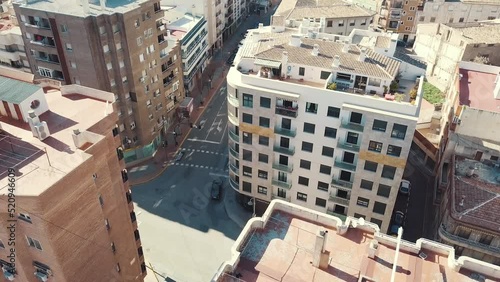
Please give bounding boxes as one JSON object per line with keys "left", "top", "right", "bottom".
{"left": 458, "top": 68, "right": 500, "bottom": 113}
{"left": 15, "top": 0, "right": 149, "bottom": 17}
{"left": 214, "top": 201, "right": 500, "bottom": 282}
{"left": 0, "top": 84, "right": 114, "bottom": 196}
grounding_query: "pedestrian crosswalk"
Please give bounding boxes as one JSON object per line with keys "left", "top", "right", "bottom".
{"left": 180, "top": 147, "right": 228, "bottom": 157}
{"left": 168, "top": 162, "right": 229, "bottom": 172}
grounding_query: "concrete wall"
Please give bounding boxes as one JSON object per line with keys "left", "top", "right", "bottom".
{"left": 18, "top": 88, "right": 49, "bottom": 122}
{"left": 417, "top": 1, "right": 500, "bottom": 26}
{"left": 456, "top": 109, "right": 500, "bottom": 142}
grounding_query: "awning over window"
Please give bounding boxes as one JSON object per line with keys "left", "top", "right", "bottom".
{"left": 254, "top": 58, "right": 281, "bottom": 68}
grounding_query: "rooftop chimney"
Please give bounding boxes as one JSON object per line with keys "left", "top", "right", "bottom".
{"left": 289, "top": 34, "right": 302, "bottom": 47}
{"left": 359, "top": 47, "right": 367, "bottom": 62}
{"left": 312, "top": 230, "right": 329, "bottom": 270}
{"left": 332, "top": 55, "right": 340, "bottom": 68}
{"left": 312, "top": 44, "right": 319, "bottom": 56}
{"left": 258, "top": 23, "right": 264, "bottom": 29}
{"left": 281, "top": 51, "right": 289, "bottom": 77}
{"left": 342, "top": 42, "right": 350, "bottom": 53}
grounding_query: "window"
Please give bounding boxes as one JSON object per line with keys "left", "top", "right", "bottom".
{"left": 360, "top": 180, "right": 373, "bottom": 190}
{"left": 60, "top": 24, "right": 68, "bottom": 32}
{"left": 300, "top": 159, "right": 311, "bottom": 169}
{"left": 373, "top": 202, "right": 386, "bottom": 215}
{"left": 116, "top": 263, "right": 121, "bottom": 272}
{"left": 357, "top": 197, "right": 369, "bottom": 207}
{"left": 336, "top": 72, "right": 351, "bottom": 81}
{"left": 387, "top": 145, "right": 402, "bottom": 157}
{"left": 259, "top": 117, "right": 270, "bottom": 128}
{"left": 327, "top": 20, "right": 333, "bottom": 27}
{"left": 324, "top": 127, "right": 337, "bottom": 138}
{"left": 258, "top": 170, "right": 268, "bottom": 179}
{"left": 302, "top": 141, "right": 313, "bottom": 152}
{"left": 116, "top": 42, "right": 122, "bottom": 51}
{"left": 258, "top": 186, "right": 267, "bottom": 195}
{"left": 26, "top": 236, "right": 42, "bottom": 250}
{"left": 103, "top": 44, "right": 109, "bottom": 53}
{"left": 391, "top": 123, "right": 407, "bottom": 139}
{"left": 303, "top": 122, "right": 315, "bottom": 134}
{"left": 317, "top": 181, "right": 329, "bottom": 191}
{"left": 242, "top": 181, "right": 251, "bottom": 192}
{"left": 99, "top": 26, "right": 106, "bottom": 34}
{"left": 349, "top": 20, "right": 355, "bottom": 26}
{"left": 298, "top": 176, "right": 309, "bottom": 186}
{"left": 243, "top": 166, "right": 252, "bottom": 177}
{"left": 368, "top": 141, "right": 383, "bottom": 153}
{"left": 69, "top": 60, "right": 76, "bottom": 68}
{"left": 65, "top": 43, "right": 72, "bottom": 51}
{"left": 322, "top": 146, "right": 334, "bottom": 157}
{"left": 361, "top": 19, "right": 367, "bottom": 26}
{"left": 320, "top": 71, "right": 331, "bottom": 79}
{"left": 260, "top": 96, "right": 271, "bottom": 108}
{"left": 315, "top": 197, "right": 327, "bottom": 207}
{"left": 242, "top": 132, "right": 252, "bottom": 144}
{"left": 258, "top": 153, "right": 268, "bottom": 163}
{"left": 243, "top": 149, "right": 252, "bottom": 161}
{"left": 98, "top": 195, "right": 104, "bottom": 206}
{"left": 370, "top": 218, "right": 383, "bottom": 228}
{"left": 242, "top": 113, "right": 253, "bottom": 124}
{"left": 405, "top": 27, "right": 411, "bottom": 31}
{"left": 381, "top": 165, "right": 396, "bottom": 179}
{"left": 243, "top": 94, "right": 253, "bottom": 108}
{"left": 430, "top": 17, "right": 436, "bottom": 22}
{"left": 139, "top": 53, "right": 145, "bottom": 62}
{"left": 364, "top": 161, "right": 378, "bottom": 172}
{"left": 407, "top": 16, "right": 413, "bottom": 21}
{"left": 459, "top": 17, "right": 464, "bottom": 23}
{"left": 297, "top": 192, "right": 308, "bottom": 201}
{"left": 319, "top": 164, "right": 331, "bottom": 175}
{"left": 299, "top": 67, "right": 305, "bottom": 76}
{"left": 377, "top": 184, "right": 391, "bottom": 198}
{"left": 259, "top": 135, "right": 269, "bottom": 146}
{"left": 306, "top": 102, "right": 318, "bottom": 114}
{"left": 119, "top": 61, "right": 124, "bottom": 68}
{"left": 354, "top": 213, "right": 365, "bottom": 219}
{"left": 19, "top": 213, "right": 32, "bottom": 223}
{"left": 373, "top": 120, "right": 387, "bottom": 132}
{"left": 137, "top": 36, "right": 143, "bottom": 46}
{"left": 368, "top": 78, "right": 381, "bottom": 87}
{"left": 419, "top": 16, "right": 425, "bottom": 22}
{"left": 327, "top": 106, "right": 340, "bottom": 118}
{"left": 112, "top": 24, "right": 120, "bottom": 33}
{"left": 106, "top": 62, "right": 112, "bottom": 70}
{"left": 338, "top": 20, "right": 344, "bottom": 27}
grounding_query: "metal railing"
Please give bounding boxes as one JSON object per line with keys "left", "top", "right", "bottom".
{"left": 331, "top": 178, "right": 353, "bottom": 189}
{"left": 229, "top": 147, "right": 239, "bottom": 158}
{"left": 329, "top": 193, "right": 350, "bottom": 206}
{"left": 275, "top": 106, "right": 298, "bottom": 118}
{"left": 340, "top": 118, "right": 364, "bottom": 132}
{"left": 272, "top": 178, "right": 292, "bottom": 189}
{"left": 272, "top": 195, "right": 291, "bottom": 202}
{"left": 229, "top": 163, "right": 239, "bottom": 174}
{"left": 229, "top": 178, "right": 239, "bottom": 190}
{"left": 336, "top": 141, "right": 360, "bottom": 152}
{"left": 274, "top": 126, "right": 296, "bottom": 137}
{"left": 273, "top": 145, "right": 295, "bottom": 155}
{"left": 228, "top": 130, "right": 239, "bottom": 142}
{"left": 272, "top": 162, "right": 293, "bottom": 173}
{"left": 334, "top": 157, "right": 357, "bottom": 171}
{"left": 439, "top": 225, "right": 500, "bottom": 255}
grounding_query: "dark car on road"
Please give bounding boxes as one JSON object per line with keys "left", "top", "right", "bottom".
{"left": 211, "top": 179, "right": 223, "bottom": 200}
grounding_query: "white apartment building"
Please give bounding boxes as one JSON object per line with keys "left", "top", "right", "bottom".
{"left": 164, "top": 8, "right": 209, "bottom": 91}
{"left": 0, "top": 7, "right": 30, "bottom": 72}
{"left": 417, "top": 0, "right": 500, "bottom": 26}
{"left": 226, "top": 25, "right": 424, "bottom": 232}
{"left": 273, "top": 0, "right": 376, "bottom": 36}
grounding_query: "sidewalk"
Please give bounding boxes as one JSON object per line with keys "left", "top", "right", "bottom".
{"left": 128, "top": 60, "right": 227, "bottom": 186}
{"left": 223, "top": 184, "right": 252, "bottom": 228}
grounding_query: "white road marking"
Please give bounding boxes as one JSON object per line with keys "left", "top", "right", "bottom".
{"left": 187, "top": 138, "right": 220, "bottom": 144}
{"left": 195, "top": 165, "right": 199, "bottom": 168}
{"left": 190, "top": 164, "right": 195, "bottom": 167}
{"left": 153, "top": 199, "right": 163, "bottom": 208}
{"left": 209, "top": 172, "right": 229, "bottom": 178}
{"left": 201, "top": 150, "right": 205, "bottom": 153}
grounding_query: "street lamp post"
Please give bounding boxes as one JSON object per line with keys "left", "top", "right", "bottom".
{"left": 248, "top": 197, "right": 256, "bottom": 218}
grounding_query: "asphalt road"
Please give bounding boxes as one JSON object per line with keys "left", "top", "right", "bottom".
{"left": 132, "top": 9, "right": 279, "bottom": 282}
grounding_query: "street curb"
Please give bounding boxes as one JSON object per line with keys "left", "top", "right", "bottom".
{"left": 130, "top": 71, "right": 228, "bottom": 187}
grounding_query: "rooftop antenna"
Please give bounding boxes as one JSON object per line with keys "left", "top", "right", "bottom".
{"left": 390, "top": 227, "right": 403, "bottom": 282}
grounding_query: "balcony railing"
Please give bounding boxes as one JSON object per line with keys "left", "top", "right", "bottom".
{"left": 227, "top": 95, "right": 239, "bottom": 107}
{"left": 331, "top": 178, "right": 353, "bottom": 189}
{"left": 228, "top": 130, "right": 239, "bottom": 142}
{"left": 229, "top": 178, "right": 239, "bottom": 190}
{"left": 272, "top": 195, "right": 291, "bottom": 202}
{"left": 229, "top": 147, "right": 239, "bottom": 158}
{"left": 275, "top": 105, "right": 298, "bottom": 118}
{"left": 439, "top": 225, "right": 500, "bottom": 256}
{"left": 273, "top": 145, "right": 295, "bottom": 156}
{"left": 274, "top": 126, "right": 296, "bottom": 137}
{"left": 272, "top": 162, "right": 293, "bottom": 173}
{"left": 229, "top": 163, "right": 239, "bottom": 174}
{"left": 272, "top": 178, "right": 292, "bottom": 189}
{"left": 340, "top": 118, "right": 364, "bottom": 132}
{"left": 326, "top": 209, "right": 347, "bottom": 221}
{"left": 336, "top": 141, "right": 360, "bottom": 152}
{"left": 35, "top": 56, "right": 60, "bottom": 65}
{"left": 31, "top": 39, "right": 56, "bottom": 48}
{"left": 334, "top": 157, "right": 357, "bottom": 171}
{"left": 329, "top": 193, "right": 350, "bottom": 206}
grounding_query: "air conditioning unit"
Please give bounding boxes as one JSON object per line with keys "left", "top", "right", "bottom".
{"left": 34, "top": 121, "right": 50, "bottom": 141}
{"left": 34, "top": 271, "right": 48, "bottom": 282}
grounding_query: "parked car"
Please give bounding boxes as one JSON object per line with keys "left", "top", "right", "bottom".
{"left": 399, "top": 179, "right": 411, "bottom": 195}
{"left": 394, "top": 211, "right": 405, "bottom": 226}
{"left": 211, "top": 179, "right": 223, "bottom": 200}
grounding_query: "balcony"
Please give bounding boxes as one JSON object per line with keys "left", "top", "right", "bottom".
{"left": 439, "top": 225, "right": 500, "bottom": 256}
{"left": 336, "top": 141, "right": 360, "bottom": 152}
{"left": 334, "top": 157, "right": 357, "bottom": 171}
{"left": 229, "top": 147, "right": 239, "bottom": 158}
{"left": 272, "top": 178, "right": 292, "bottom": 189}
{"left": 273, "top": 145, "right": 295, "bottom": 156}
{"left": 35, "top": 56, "right": 60, "bottom": 65}
{"left": 163, "top": 75, "right": 177, "bottom": 87}
{"left": 272, "top": 162, "right": 293, "bottom": 173}
{"left": 274, "top": 126, "right": 296, "bottom": 137}
{"left": 340, "top": 118, "right": 364, "bottom": 132}
{"left": 227, "top": 95, "right": 239, "bottom": 107}
{"left": 26, "top": 18, "right": 51, "bottom": 30}
{"left": 329, "top": 193, "right": 350, "bottom": 206}
{"left": 229, "top": 163, "right": 239, "bottom": 174}
{"left": 161, "top": 62, "right": 175, "bottom": 73}
{"left": 326, "top": 209, "right": 347, "bottom": 221}
{"left": 31, "top": 36, "right": 56, "bottom": 48}
{"left": 275, "top": 105, "right": 298, "bottom": 118}
{"left": 272, "top": 195, "right": 291, "bottom": 202}
{"left": 331, "top": 178, "right": 353, "bottom": 190}
{"left": 229, "top": 178, "right": 239, "bottom": 190}
{"left": 228, "top": 130, "right": 239, "bottom": 142}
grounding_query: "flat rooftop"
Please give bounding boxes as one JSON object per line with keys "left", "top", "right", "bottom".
{"left": 163, "top": 8, "right": 203, "bottom": 40}
{"left": 0, "top": 87, "right": 113, "bottom": 196}
{"left": 15, "top": 0, "right": 149, "bottom": 17}
{"left": 447, "top": 22, "right": 500, "bottom": 44}
{"left": 452, "top": 155, "right": 500, "bottom": 232}
{"left": 221, "top": 209, "right": 498, "bottom": 282}
{"left": 459, "top": 68, "right": 500, "bottom": 113}
{"left": 275, "top": 0, "right": 374, "bottom": 21}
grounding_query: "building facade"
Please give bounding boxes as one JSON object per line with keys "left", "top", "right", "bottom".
{"left": 13, "top": 0, "right": 185, "bottom": 164}
{"left": 0, "top": 1, "right": 30, "bottom": 72}
{"left": 0, "top": 81, "right": 145, "bottom": 282}
{"left": 377, "top": 0, "right": 422, "bottom": 42}
{"left": 227, "top": 25, "right": 424, "bottom": 232}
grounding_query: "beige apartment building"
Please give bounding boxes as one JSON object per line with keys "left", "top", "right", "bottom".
{"left": 0, "top": 75, "right": 145, "bottom": 281}
{"left": 13, "top": 0, "right": 185, "bottom": 164}
{"left": 378, "top": 0, "right": 422, "bottom": 42}
{"left": 227, "top": 24, "right": 424, "bottom": 232}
